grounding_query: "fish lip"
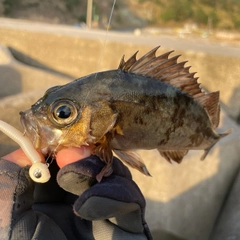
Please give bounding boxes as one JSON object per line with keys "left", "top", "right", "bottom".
{"left": 20, "top": 110, "right": 41, "bottom": 149}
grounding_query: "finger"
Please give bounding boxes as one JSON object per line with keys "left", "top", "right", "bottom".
{"left": 3, "top": 148, "right": 33, "bottom": 167}
{"left": 73, "top": 175, "right": 147, "bottom": 234}
{"left": 57, "top": 156, "right": 132, "bottom": 196}
{"left": 55, "top": 145, "right": 94, "bottom": 168}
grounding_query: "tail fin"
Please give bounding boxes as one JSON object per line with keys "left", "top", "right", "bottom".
{"left": 219, "top": 128, "right": 233, "bottom": 138}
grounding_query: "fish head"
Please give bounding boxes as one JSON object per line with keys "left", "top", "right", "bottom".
{"left": 20, "top": 86, "right": 83, "bottom": 155}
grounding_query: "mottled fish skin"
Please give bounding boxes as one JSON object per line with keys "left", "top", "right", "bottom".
{"left": 20, "top": 47, "right": 231, "bottom": 181}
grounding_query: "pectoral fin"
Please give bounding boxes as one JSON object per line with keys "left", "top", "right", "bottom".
{"left": 94, "top": 133, "right": 114, "bottom": 182}
{"left": 158, "top": 149, "right": 188, "bottom": 163}
{"left": 113, "top": 150, "right": 151, "bottom": 176}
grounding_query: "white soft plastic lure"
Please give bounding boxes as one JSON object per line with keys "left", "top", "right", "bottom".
{"left": 0, "top": 120, "right": 50, "bottom": 183}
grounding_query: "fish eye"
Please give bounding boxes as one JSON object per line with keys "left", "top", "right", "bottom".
{"left": 55, "top": 105, "right": 72, "bottom": 119}
{"left": 50, "top": 100, "right": 79, "bottom": 127}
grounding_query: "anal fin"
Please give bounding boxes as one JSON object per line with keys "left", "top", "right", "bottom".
{"left": 158, "top": 149, "right": 188, "bottom": 163}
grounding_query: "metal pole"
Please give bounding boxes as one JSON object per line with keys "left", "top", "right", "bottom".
{"left": 86, "top": 0, "right": 93, "bottom": 28}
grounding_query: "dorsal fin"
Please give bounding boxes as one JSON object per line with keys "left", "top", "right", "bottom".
{"left": 119, "top": 51, "right": 138, "bottom": 71}
{"left": 129, "top": 46, "right": 160, "bottom": 71}
{"left": 196, "top": 91, "right": 220, "bottom": 128}
{"left": 118, "top": 47, "right": 221, "bottom": 129}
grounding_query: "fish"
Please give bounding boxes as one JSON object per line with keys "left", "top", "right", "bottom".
{"left": 20, "top": 46, "right": 231, "bottom": 181}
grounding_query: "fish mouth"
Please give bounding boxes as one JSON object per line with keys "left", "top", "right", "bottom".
{"left": 20, "top": 110, "right": 41, "bottom": 149}
{"left": 20, "top": 109, "right": 64, "bottom": 155}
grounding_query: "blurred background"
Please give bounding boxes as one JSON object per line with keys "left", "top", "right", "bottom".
{"left": 1, "top": 0, "right": 240, "bottom": 34}
{"left": 0, "top": 1, "right": 240, "bottom": 239}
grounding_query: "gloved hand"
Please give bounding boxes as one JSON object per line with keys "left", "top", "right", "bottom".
{"left": 0, "top": 149, "right": 152, "bottom": 240}
{"left": 57, "top": 155, "right": 152, "bottom": 240}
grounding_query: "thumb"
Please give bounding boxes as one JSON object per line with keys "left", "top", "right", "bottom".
{"left": 55, "top": 146, "right": 94, "bottom": 168}
{"left": 3, "top": 148, "right": 34, "bottom": 167}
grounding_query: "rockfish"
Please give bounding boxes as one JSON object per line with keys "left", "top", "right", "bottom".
{"left": 20, "top": 46, "right": 231, "bottom": 181}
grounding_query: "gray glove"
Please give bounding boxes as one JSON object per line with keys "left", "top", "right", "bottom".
{"left": 0, "top": 156, "right": 152, "bottom": 240}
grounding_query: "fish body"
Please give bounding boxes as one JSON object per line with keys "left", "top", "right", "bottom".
{"left": 20, "top": 47, "right": 231, "bottom": 180}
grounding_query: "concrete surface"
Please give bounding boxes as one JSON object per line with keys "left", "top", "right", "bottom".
{"left": 0, "top": 18, "right": 239, "bottom": 58}
{"left": 0, "top": 20, "right": 239, "bottom": 123}
{"left": 0, "top": 44, "right": 71, "bottom": 98}
{"left": 210, "top": 167, "right": 240, "bottom": 239}
{"left": 0, "top": 22, "right": 240, "bottom": 240}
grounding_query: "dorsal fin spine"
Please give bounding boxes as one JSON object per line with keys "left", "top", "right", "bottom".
{"left": 118, "top": 55, "right": 125, "bottom": 69}
{"left": 122, "top": 51, "right": 138, "bottom": 71}
{"left": 132, "top": 51, "right": 175, "bottom": 75}
{"left": 128, "top": 46, "right": 160, "bottom": 71}
{"left": 118, "top": 47, "right": 221, "bottom": 128}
